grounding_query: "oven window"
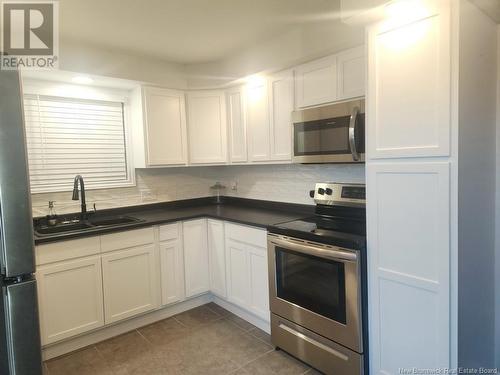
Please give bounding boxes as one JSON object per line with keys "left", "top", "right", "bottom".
{"left": 275, "top": 247, "right": 346, "bottom": 324}
{"left": 294, "top": 116, "right": 350, "bottom": 156}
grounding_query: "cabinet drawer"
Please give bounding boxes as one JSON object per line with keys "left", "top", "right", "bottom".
{"left": 100, "top": 227, "right": 154, "bottom": 253}
{"left": 36, "top": 236, "right": 100, "bottom": 266}
{"left": 159, "top": 223, "right": 180, "bottom": 242}
{"left": 225, "top": 222, "right": 266, "bottom": 248}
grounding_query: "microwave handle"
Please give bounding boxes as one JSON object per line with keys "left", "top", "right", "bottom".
{"left": 349, "top": 107, "right": 360, "bottom": 161}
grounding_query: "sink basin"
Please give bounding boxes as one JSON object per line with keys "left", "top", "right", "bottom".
{"left": 89, "top": 216, "right": 141, "bottom": 226}
{"left": 35, "top": 215, "right": 142, "bottom": 236}
{"left": 35, "top": 222, "right": 93, "bottom": 235}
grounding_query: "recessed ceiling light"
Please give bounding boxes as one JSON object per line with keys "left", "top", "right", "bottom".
{"left": 71, "top": 76, "right": 93, "bottom": 85}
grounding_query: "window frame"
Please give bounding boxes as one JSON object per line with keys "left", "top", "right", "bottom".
{"left": 22, "top": 79, "right": 136, "bottom": 194}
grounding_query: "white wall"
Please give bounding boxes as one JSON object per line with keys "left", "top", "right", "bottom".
{"left": 31, "top": 164, "right": 365, "bottom": 216}
{"left": 59, "top": 40, "right": 187, "bottom": 88}
{"left": 184, "top": 21, "right": 365, "bottom": 88}
{"left": 458, "top": 0, "right": 497, "bottom": 367}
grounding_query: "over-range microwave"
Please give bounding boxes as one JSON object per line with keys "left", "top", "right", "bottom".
{"left": 292, "top": 99, "right": 365, "bottom": 164}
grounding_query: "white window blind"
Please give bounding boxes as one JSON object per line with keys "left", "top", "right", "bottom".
{"left": 23, "top": 94, "right": 131, "bottom": 193}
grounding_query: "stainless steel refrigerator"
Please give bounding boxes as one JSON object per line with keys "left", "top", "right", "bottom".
{"left": 0, "top": 70, "right": 43, "bottom": 374}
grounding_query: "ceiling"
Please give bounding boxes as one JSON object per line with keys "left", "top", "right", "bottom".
{"left": 59, "top": 0, "right": 341, "bottom": 64}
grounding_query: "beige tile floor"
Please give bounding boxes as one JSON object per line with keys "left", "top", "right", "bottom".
{"left": 43, "top": 303, "right": 322, "bottom": 375}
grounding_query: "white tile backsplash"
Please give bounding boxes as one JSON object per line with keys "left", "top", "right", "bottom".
{"left": 31, "top": 164, "right": 365, "bottom": 216}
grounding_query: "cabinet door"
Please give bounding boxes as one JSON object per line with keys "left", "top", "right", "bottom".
{"left": 186, "top": 90, "right": 227, "bottom": 164}
{"left": 101, "top": 244, "right": 159, "bottom": 324}
{"left": 269, "top": 70, "right": 294, "bottom": 161}
{"left": 143, "top": 87, "right": 187, "bottom": 166}
{"left": 225, "top": 239, "right": 249, "bottom": 308}
{"left": 247, "top": 245, "right": 270, "bottom": 321}
{"left": 37, "top": 256, "right": 104, "bottom": 345}
{"left": 183, "top": 219, "right": 210, "bottom": 297}
{"left": 337, "top": 46, "right": 365, "bottom": 100}
{"left": 159, "top": 239, "right": 185, "bottom": 306}
{"left": 246, "top": 80, "right": 271, "bottom": 162}
{"left": 207, "top": 219, "right": 226, "bottom": 297}
{"left": 226, "top": 86, "right": 247, "bottom": 163}
{"left": 295, "top": 55, "right": 337, "bottom": 108}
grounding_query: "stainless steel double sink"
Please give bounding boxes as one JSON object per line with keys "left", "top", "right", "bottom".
{"left": 35, "top": 215, "right": 143, "bottom": 236}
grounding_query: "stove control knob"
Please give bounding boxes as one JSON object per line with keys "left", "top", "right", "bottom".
{"left": 309, "top": 190, "right": 315, "bottom": 198}
{"left": 318, "top": 188, "right": 325, "bottom": 195}
{"left": 325, "top": 188, "right": 333, "bottom": 195}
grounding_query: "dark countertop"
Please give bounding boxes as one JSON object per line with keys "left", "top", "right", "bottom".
{"left": 34, "top": 197, "right": 314, "bottom": 245}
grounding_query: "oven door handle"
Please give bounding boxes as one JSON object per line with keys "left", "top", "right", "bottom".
{"left": 270, "top": 237, "right": 357, "bottom": 262}
{"left": 349, "top": 106, "right": 360, "bottom": 162}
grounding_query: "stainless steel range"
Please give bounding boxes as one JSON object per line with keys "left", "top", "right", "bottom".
{"left": 267, "top": 183, "right": 367, "bottom": 375}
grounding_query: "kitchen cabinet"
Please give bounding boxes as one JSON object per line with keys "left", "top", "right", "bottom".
{"left": 207, "top": 219, "right": 226, "bottom": 298}
{"left": 36, "top": 255, "right": 104, "bottom": 345}
{"left": 247, "top": 245, "right": 270, "bottom": 321}
{"left": 246, "top": 78, "right": 271, "bottom": 162}
{"left": 101, "top": 244, "right": 159, "bottom": 324}
{"left": 295, "top": 55, "right": 337, "bottom": 109}
{"left": 186, "top": 90, "right": 228, "bottom": 164}
{"left": 337, "top": 46, "right": 365, "bottom": 100}
{"left": 224, "top": 223, "right": 269, "bottom": 321}
{"left": 366, "top": 1, "right": 453, "bottom": 371}
{"left": 134, "top": 86, "right": 188, "bottom": 167}
{"left": 183, "top": 219, "right": 210, "bottom": 297}
{"left": 159, "top": 223, "right": 185, "bottom": 306}
{"left": 268, "top": 69, "right": 294, "bottom": 161}
{"left": 226, "top": 86, "right": 247, "bottom": 163}
{"left": 226, "top": 239, "right": 249, "bottom": 307}
{"left": 245, "top": 71, "right": 294, "bottom": 163}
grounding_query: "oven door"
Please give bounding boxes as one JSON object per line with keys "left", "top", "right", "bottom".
{"left": 268, "top": 234, "right": 362, "bottom": 353}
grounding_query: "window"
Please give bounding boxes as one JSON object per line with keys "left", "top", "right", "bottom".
{"left": 23, "top": 94, "right": 133, "bottom": 193}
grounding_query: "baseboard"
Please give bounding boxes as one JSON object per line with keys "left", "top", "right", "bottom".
{"left": 41, "top": 293, "right": 211, "bottom": 360}
{"left": 211, "top": 295, "right": 271, "bottom": 334}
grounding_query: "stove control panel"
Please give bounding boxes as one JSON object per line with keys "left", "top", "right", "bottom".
{"left": 310, "top": 183, "right": 365, "bottom": 206}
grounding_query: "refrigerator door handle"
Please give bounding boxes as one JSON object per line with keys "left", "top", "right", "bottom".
{"left": 1, "top": 279, "right": 43, "bottom": 375}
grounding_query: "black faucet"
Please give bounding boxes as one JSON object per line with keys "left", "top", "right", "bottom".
{"left": 72, "top": 175, "right": 87, "bottom": 219}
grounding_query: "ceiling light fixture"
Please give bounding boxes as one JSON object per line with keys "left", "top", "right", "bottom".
{"left": 71, "top": 76, "right": 94, "bottom": 85}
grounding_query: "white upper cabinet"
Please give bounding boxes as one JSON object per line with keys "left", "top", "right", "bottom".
{"left": 246, "top": 79, "right": 271, "bottom": 162}
{"left": 226, "top": 86, "right": 248, "bottom": 163}
{"left": 186, "top": 90, "right": 228, "bottom": 164}
{"left": 183, "top": 219, "right": 210, "bottom": 297}
{"left": 295, "top": 55, "right": 337, "bottom": 109}
{"left": 367, "top": 7, "right": 450, "bottom": 159}
{"left": 337, "top": 46, "right": 366, "bottom": 100}
{"left": 268, "top": 69, "right": 294, "bottom": 161}
{"left": 138, "top": 87, "right": 188, "bottom": 167}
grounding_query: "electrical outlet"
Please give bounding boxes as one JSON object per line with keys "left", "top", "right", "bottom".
{"left": 231, "top": 181, "right": 238, "bottom": 191}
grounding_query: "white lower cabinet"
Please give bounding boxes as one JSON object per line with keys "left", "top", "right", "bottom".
{"left": 36, "top": 220, "right": 271, "bottom": 347}
{"left": 159, "top": 223, "right": 185, "bottom": 306}
{"left": 247, "top": 245, "right": 270, "bottom": 321}
{"left": 207, "top": 219, "right": 226, "bottom": 298}
{"left": 224, "top": 223, "right": 270, "bottom": 321}
{"left": 183, "top": 219, "right": 210, "bottom": 297}
{"left": 101, "top": 244, "right": 159, "bottom": 324}
{"left": 226, "top": 239, "right": 250, "bottom": 307}
{"left": 36, "top": 255, "right": 104, "bottom": 345}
